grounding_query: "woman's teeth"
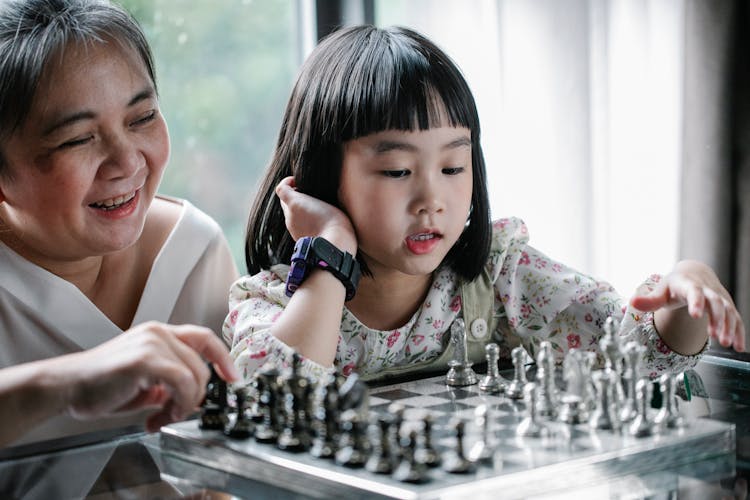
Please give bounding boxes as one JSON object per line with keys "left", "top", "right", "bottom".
{"left": 410, "top": 233, "right": 435, "bottom": 241}
{"left": 90, "top": 192, "right": 136, "bottom": 210}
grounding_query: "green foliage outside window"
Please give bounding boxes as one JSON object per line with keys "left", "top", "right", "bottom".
{"left": 117, "top": 0, "right": 300, "bottom": 272}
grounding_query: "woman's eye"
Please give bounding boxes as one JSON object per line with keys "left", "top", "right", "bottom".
{"left": 442, "top": 167, "right": 465, "bottom": 175}
{"left": 58, "top": 136, "right": 93, "bottom": 149}
{"left": 381, "top": 169, "right": 410, "bottom": 178}
{"left": 131, "top": 110, "right": 156, "bottom": 126}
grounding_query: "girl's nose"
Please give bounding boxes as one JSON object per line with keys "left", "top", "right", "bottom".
{"left": 411, "top": 177, "right": 445, "bottom": 215}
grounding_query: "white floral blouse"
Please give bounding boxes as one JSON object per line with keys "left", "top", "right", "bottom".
{"left": 223, "top": 218, "right": 703, "bottom": 383}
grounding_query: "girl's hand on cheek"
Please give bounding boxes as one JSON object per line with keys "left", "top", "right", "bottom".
{"left": 275, "top": 176, "right": 357, "bottom": 253}
{"left": 630, "top": 260, "right": 746, "bottom": 353}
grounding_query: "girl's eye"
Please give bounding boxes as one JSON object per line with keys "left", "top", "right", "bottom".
{"left": 58, "top": 136, "right": 93, "bottom": 149}
{"left": 131, "top": 110, "right": 156, "bottom": 126}
{"left": 381, "top": 169, "right": 410, "bottom": 178}
{"left": 442, "top": 167, "right": 465, "bottom": 175}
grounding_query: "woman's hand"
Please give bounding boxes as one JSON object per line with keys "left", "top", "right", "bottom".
{"left": 630, "top": 260, "right": 745, "bottom": 353}
{"left": 275, "top": 176, "right": 357, "bottom": 254}
{"left": 64, "top": 321, "right": 238, "bottom": 432}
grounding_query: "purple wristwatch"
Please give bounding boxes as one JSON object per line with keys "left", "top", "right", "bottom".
{"left": 285, "top": 236, "right": 361, "bottom": 301}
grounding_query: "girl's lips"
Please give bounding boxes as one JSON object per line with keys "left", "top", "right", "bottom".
{"left": 405, "top": 233, "right": 442, "bottom": 255}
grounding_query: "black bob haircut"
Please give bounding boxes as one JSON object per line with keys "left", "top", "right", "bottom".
{"left": 245, "top": 25, "right": 492, "bottom": 281}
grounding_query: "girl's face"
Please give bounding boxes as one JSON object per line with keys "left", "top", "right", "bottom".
{"left": 0, "top": 40, "right": 169, "bottom": 262}
{"left": 339, "top": 126, "right": 473, "bottom": 278}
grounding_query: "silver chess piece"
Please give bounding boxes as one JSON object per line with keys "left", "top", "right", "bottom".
{"left": 535, "top": 341, "right": 558, "bottom": 419}
{"left": 558, "top": 348, "right": 592, "bottom": 424}
{"left": 516, "top": 382, "right": 548, "bottom": 438}
{"left": 654, "top": 373, "right": 687, "bottom": 429}
{"left": 620, "top": 341, "right": 646, "bottom": 423}
{"left": 589, "top": 369, "right": 621, "bottom": 432}
{"left": 446, "top": 318, "right": 478, "bottom": 386}
{"left": 506, "top": 346, "right": 530, "bottom": 399}
{"left": 479, "top": 343, "right": 506, "bottom": 393}
{"left": 468, "top": 404, "right": 493, "bottom": 463}
{"left": 628, "top": 378, "right": 656, "bottom": 438}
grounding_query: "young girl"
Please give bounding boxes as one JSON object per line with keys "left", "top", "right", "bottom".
{"left": 0, "top": 0, "right": 237, "bottom": 443}
{"left": 225, "top": 25, "right": 745, "bottom": 383}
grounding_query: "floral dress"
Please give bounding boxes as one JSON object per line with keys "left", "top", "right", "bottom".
{"left": 223, "top": 218, "right": 703, "bottom": 383}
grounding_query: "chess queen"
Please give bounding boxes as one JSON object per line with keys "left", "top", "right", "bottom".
{"left": 0, "top": 0, "right": 237, "bottom": 443}
{"left": 226, "top": 26, "right": 745, "bottom": 383}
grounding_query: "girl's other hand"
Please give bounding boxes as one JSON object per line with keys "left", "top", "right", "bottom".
{"left": 630, "top": 260, "right": 746, "bottom": 353}
{"left": 275, "top": 176, "right": 357, "bottom": 253}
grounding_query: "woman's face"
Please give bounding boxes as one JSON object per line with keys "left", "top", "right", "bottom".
{"left": 0, "top": 40, "right": 169, "bottom": 262}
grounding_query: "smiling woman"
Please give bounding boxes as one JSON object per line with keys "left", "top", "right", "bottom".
{"left": 0, "top": 0, "right": 237, "bottom": 445}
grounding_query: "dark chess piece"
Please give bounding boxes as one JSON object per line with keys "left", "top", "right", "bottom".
{"left": 442, "top": 419, "right": 474, "bottom": 474}
{"left": 414, "top": 413, "right": 440, "bottom": 468}
{"left": 200, "top": 365, "right": 229, "bottom": 431}
{"left": 335, "top": 409, "right": 368, "bottom": 467}
{"left": 388, "top": 403, "right": 406, "bottom": 463}
{"left": 224, "top": 387, "right": 253, "bottom": 439}
{"left": 254, "top": 366, "right": 281, "bottom": 443}
{"left": 366, "top": 415, "right": 394, "bottom": 474}
{"left": 310, "top": 375, "right": 340, "bottom": 459}
{"left": 392, "top": 430, "right": 428, "bottom": 483}
{"left": 277, "top": 353, "right": 312, "bottom": 452}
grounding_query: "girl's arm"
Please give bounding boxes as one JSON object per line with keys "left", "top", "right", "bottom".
{"left": 271, "top": 177, "right": 357, "bottom": 366}
{"left": 0, "top": 322, "right": 237, "bottom": 447}
{"left": 630, "top": 260, "right": 745, "bottom": 354}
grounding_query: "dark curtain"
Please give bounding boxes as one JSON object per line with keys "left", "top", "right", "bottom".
{"left": 681, "top": 0, "right": 749, "bottom": 360}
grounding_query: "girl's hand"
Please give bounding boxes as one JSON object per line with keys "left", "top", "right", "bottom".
{"left": 630, "top": 260, "right": 746, "bottom": 353}
{"left": 275, "top": 176, "right": 357, "bottom": 253}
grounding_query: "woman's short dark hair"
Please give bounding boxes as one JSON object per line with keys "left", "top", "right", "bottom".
{"left": 0, "top": 0, "right": 156, "bottom": 174}
{"left": 245, "top": 25, "right": 492, "bottom": 281}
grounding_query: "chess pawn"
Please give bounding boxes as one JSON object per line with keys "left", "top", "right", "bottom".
{"left": 254, "top": 366, "right": 281, "bottom": 443}
{"left": 589, "top": 369, "right": 621, "bottom": 432}
{"left": 628, "top": 378, "right": 656, "bottom": 437}
{"left": 620, "top": 341, "right": 646, "bottom": 423}
{"left": 442, "top": 419, "right": 474, "bottom": 473}
{"left": 446, "top": 318, "right": 478, "bottom": 386}
{"left": 599, "top": 317, "right": 626, "bottom": 407}
{"left": 654, "top": 373, "right": 687, "bottom": 429}
{"left": 388, "top": 403, "right": 406, "bottom": 462}
{"left": 516, "top": 382, "right": 548, "bottom": 438}
{"left": 479, "top": 343, "right": 506, "bottom": 393}
{"left": 506, "top": 346, "right": 530, "bottom": 400}
{"left": 199, "top": 366, "right": 229, "bottom": 431}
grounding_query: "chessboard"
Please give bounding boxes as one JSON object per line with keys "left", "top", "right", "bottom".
{"left": 159, "top": 373, "right": 735, "bottom": 499}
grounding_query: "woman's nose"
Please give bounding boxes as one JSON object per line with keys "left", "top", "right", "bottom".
{"left": 100, "top": 135, "right": 143, "bottom": 180}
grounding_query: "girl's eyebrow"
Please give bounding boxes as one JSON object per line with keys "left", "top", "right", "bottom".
{"left": 373, "top": 136, "right": 471, "bottom": 154}
{"left": 41, "top": 87, "right": 155, "bottom": 137}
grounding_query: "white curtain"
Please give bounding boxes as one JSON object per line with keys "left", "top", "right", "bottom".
{"left": 377, "top": 0, "right": 684, "bottom": 297}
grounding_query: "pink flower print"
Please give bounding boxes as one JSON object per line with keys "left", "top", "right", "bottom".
{"left": 584, "top": 313, "right": 593, "bottom": 323}
{"left": 449, "top": 295, "right": 461, "bottom": 312}
{"left": 249, "top": 349, "right": 267, "bottom": 360}
{"left": 432, "top": 319, "right": 444, "bottom": 330}
{"left": 567, "top": 334, "right": 581, "bottom": 349}
{"left": 493, "top": 219, "right": 508, "bottom": 230}
{"left": 501, "top": 294, "right": 510, "bottom": 304}
{"left": 387, "top": 330, "right": 401, "bottom": 348}
{"left": 508, "top": 316, "right": 518, "bottom": 328}
{"left": 534, "top": 257, "right": 547, "bottom": 269}
{"left": 229, "top": 309, "right": 239, "bottom": 326}
{"left": 518, "top": 251, "right": 530, "bottom": 266}
{"left": 412, "top": 334, "right": 425, "bottom": 346}
{"left": 342, "top": 363, "right": 356, "bottom": 376}
{"left": 656, "top": 339, "right": 671, "bottom": 354}
{"left": 552, "top": 263, "right": 562, "bottom": 273}
{"left": 650, "top": 274, "right": 662, "bottom": 283}
{"left": 271, "top": 311, "right": 282, "bottom": 322}
{"left": 520, "top": 303, "right": 531, "bottom": 319}
{"left": 425, "top": 300, "right": 432, "bottom": 308}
